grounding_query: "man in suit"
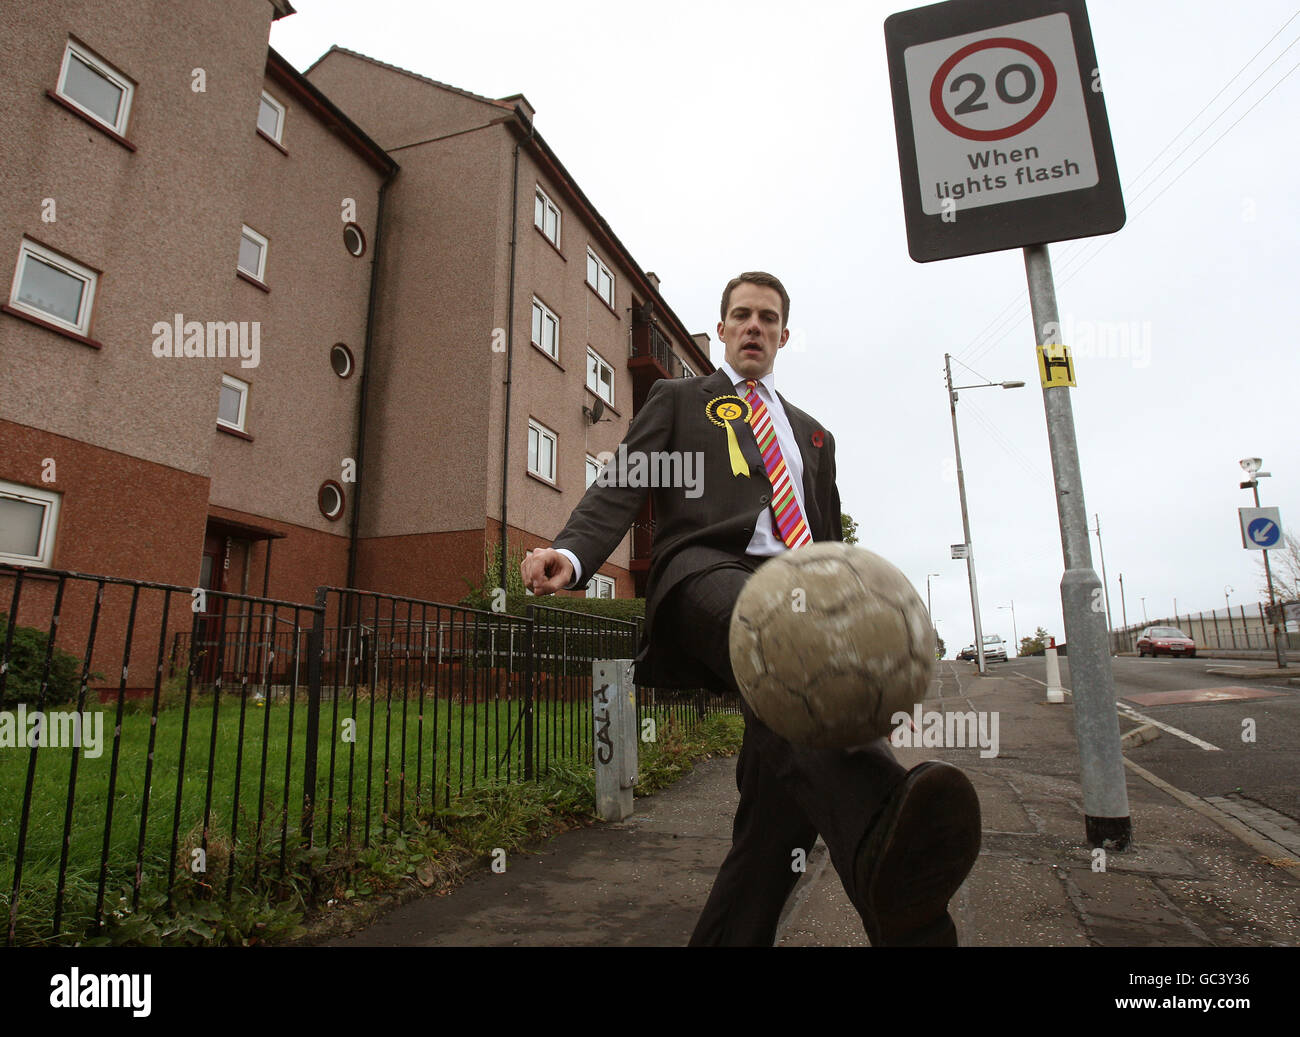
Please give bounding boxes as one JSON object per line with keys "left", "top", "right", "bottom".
{"left": 522, "top": 272, "right": 980, "bottom": 946}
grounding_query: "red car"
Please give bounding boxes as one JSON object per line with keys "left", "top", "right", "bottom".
{"left": 1136, "top": 626, "right": 1197, "bottom": 658}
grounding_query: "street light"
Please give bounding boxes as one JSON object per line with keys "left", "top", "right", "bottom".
{"left": 998, "top": 600, "right": 1018, "bottom": 656}
{"left": 926, "top": 572, "right": 941, "bottom": 619}
{"left": 1224, "top": 584, "right": 1236, "bottom": 649}
{"left": 1240, "top": 458, "right": 1288, "bottom": 667}
{"left": 1091, "top": 514, "right": 1114, "bottom": 653}
{"left": 945, "top": 353, "right": 1024, "bottom": 675}
{"left": 1140, "top": 596, "right": 1148, "bottom": 623}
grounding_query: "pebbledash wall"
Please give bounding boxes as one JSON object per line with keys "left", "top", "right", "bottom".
{"left": 0, "top": 1, "right": 710, "bottom": 690}
{"left": 305, "top": 47, "right": 712, "bottom": 605}
{"left": 1, "top": 0, "right": 386, "bottom": 682}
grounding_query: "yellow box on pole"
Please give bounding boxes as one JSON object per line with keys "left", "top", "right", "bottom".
{"left": 1037, "top": 343, "right": 1076, "bottom": 387}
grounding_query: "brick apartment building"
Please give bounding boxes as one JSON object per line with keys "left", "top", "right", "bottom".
{"left": 0, "top": 0, "right": 709, "bottom": 684}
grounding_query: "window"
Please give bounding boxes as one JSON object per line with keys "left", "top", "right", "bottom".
{"left": 238, "top": 225, "right": 268, "bottom": 282}
{"left": 9, "top": 239, "right": 97, "bottom": 335}
{"left": 586, "top": 574, "right": 615, "bottom": 599}
{"left": 343, "top": 224, "right": 366, "bottom": 256}
{"left": 0, "top": 480, "right": 61, "bottom": 568}
{"left": 534, "top": 186, "right": 561, "bottom": 246}
{"left": 531, "top": 297, "right": 559, "bottom": 359}
{"left": 527, "top": 420, "right": 557, "bottom": 482}
{"left": 330, "top": 343, "right": 354, "bottom": 378}
{"left": 318, "top": 481, "right": 345, "bottom": 521}
{"left": 257, "top": 91, "right": 285, "bottom": 143}
{"left": 56, "top": 40, "right": 134, "bottom": 136}
{"left": 681, "top": 360, "right": 695, "bottom": 379}
{"left": 586, "top": 249, "right": 614, "bottom": 308}
{"left": 218, "top": 374, "right": 249, "bottom": 431}
{"left": 585, "top": 454, "right": 603, "bottom": 489}
{"left": 586, "top": 348, "right": 614, "bottom": 405}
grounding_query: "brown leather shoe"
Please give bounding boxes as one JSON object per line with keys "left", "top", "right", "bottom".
{"left": 853, "top": 761, "right": 981, "bottom": 946}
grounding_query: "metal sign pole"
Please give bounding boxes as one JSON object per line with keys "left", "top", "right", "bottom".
{"left": 1250, "top": 482, "right": 1288, "bottom": 668}
{"left": 1023, "top": 243, "right": 1131, "bottom": 849}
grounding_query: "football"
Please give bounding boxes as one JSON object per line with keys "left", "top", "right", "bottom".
{"left": 728, "top": 543, "right": 935, "bottom": 747}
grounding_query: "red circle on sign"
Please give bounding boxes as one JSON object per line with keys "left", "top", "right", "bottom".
{"left": 930, "top": 37, "right": 1058, "bottom": 142}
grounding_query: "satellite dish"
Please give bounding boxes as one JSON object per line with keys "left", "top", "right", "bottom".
{"left": 586, "top": 397, "right": 605, "bottom": 425}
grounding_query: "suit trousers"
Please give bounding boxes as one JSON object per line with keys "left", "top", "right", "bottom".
{"left": 658, "top": 557, "right": 909, "bottom": 946}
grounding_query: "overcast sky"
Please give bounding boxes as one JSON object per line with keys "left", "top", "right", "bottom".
{"left": 271, "top": 0, "right": 1300, "bottom": 654}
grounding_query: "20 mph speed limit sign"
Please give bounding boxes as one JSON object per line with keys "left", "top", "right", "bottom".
{"left": 885, "top": 0, "right": 1124, "bottom": 262}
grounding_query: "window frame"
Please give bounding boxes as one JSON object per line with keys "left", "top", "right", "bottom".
{"left": 218, "top": 374, "right": 250, "bottom": 432}
{"left": 527, "top": 419, "right": 558, "bottom": 483}
{"left": 585, "top": 454, "right": 603, "bottom": 489}
{"left": 9, "top": 238, "right": 98, "bottom": 336}
{"left": 681, "top": 360, "right": 695, "bottom": 379}
{"left": 257, "top": 90, "right": 286, "bottom": 144}
{"left": 56, "top": 39, "right": 134, "bottom": 137}
{"left": 238, "top": 225, "right": 268, "bottom": 283}
{"left": 586, "top": 574, "right": 616, "bottom": 600}
{"left": 0, "top": 480, "right": 62, "bottom": 568}
{"left": 586, "top": 248, "right": 614, "bottom": 308}
{"left": 530, "top": 296, "right": 560, "bottom": 360}
{"left": 586, "top": 347, "right": 614, "bottom": 405}
{"left": 534, "top": 186, "right": 561, "bottom": 247}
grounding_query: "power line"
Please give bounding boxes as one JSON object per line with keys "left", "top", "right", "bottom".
{"left": 954, "top": 12, "right": 1300, "bottom": 367}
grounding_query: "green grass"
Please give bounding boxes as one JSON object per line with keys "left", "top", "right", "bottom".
{"left": 0, "top": 683, "right": 738, "bottom": 945}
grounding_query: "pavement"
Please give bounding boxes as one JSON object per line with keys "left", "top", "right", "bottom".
{"left": 321, "top": 662, "right": 1300, "bottom": 947}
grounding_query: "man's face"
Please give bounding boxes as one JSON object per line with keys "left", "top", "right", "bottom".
{"left": 718, "top": 282, "right": 788, "bottom": 380}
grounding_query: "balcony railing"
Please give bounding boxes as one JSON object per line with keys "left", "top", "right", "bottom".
{"left": 630, "top": 325, "right": 687, "bottom": 380}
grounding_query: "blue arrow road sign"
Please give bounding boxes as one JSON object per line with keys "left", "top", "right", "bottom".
{"left": 1248, "top": 517, "right": 1281, "bottom": 548}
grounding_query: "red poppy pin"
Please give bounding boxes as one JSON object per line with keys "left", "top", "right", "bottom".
{"left": 811, "top": 430, "right": 825, "bottom": 448}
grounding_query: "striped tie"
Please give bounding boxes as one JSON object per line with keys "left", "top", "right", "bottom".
{"left": 745, "top": 379, "right": 812, "bottom": 549}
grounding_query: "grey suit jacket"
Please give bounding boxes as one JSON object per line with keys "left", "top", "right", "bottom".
{"left": 553, "top": 366, "right": 843, "bottom": 687}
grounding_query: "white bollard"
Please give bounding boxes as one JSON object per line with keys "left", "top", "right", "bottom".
{"left": 593, "top": 660, "right": 638, "bottom": 821}
{"left": 1045, "top": 646, "right": 1065, "bottom": 703}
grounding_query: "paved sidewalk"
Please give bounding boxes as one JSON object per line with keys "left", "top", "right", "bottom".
{"left": 323, "top": 665, "right": 1300, "bottom": 947}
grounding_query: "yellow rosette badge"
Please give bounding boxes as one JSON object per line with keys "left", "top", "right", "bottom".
{"left": 706, "top": 395, "right": 752, "bottom": 477}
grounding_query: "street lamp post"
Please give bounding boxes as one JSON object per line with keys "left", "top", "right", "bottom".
{"left": 1140, "top": 596, "right": 1148, "bottom": 623}
{"left": 1119, "top": 573, "right": 1129, "bottom": 650}
{"left": 999, "top": 600, "right": 1018, "bottom": 656}
{"left": 1240, "top": 458, "right": 1288, "bottom": 668}
{"left": 945, "top": 353, "right": 1023, "bottom": 676}
{"left": 1224, "top": 585, "right": 1235, "bottom": 649}
{"left": 1092, "top": 514, "right": 1114, "bottom": 654}
{"left": 926, "top": 572, "right": 941, "bottom": 620}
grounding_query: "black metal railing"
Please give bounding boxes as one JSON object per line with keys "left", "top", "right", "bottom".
{"left": 630, "top": 325, "right": 685, "bottom": 379}
{"left": 0, "top": 563, "right": 739, "bottom": 945}
{"left": 0, "top": 563, "right": 319, "bottom": 946}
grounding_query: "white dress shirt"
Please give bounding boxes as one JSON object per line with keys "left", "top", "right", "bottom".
{"left": 556, "top": 360, "right": 809, "bottom": 587}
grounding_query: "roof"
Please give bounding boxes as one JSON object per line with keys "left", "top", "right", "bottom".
{"left": 302, "top": 46, "right": 532, "bottom": 117}
{"left": 302, "top": 46, "right": 710, "bottom": 372}
{"left": 266, "top": 48, "right": 397, "bottom": 176}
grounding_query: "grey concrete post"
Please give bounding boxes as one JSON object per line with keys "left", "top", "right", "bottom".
{"left": 593, "top": 660, "right": 638, "bottom": 821}
{"left": 1024, "top": 243, "right": 1131, "bottom": 849}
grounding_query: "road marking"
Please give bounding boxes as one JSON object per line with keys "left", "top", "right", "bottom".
{"left": 1010, "top": 670, "right": 1221, "bottom": 751}
{"left": 1123, "top": 758, "right": 1300, "bottom": 878}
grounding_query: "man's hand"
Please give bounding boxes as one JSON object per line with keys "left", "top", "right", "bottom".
{"left": 520, "top": 549, "right": 574, "bottom": 596}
